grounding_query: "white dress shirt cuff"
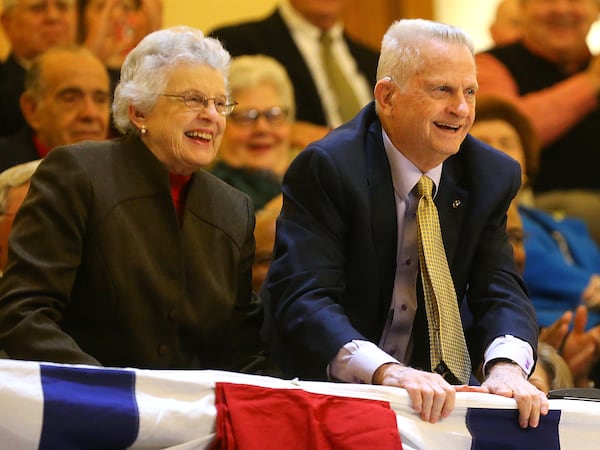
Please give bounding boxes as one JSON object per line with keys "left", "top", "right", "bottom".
{"left": 483, "top": 334, "right": 535, "bottom": 377}
{"left": 328, "top": 340, "right": 399, "bottom": 384}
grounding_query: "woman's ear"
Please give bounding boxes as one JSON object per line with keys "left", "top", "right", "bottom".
{"left": 128, "top": 104, "right": 146, "bottom": 130}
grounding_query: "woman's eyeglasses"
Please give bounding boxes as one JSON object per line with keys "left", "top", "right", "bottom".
{"left": 228, "top": 106, "right": 289, "bottom": 126}
{"left": 159, "top": 92, "right": 237, "bottom": 116}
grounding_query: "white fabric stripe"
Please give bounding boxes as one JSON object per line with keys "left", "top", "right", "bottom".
{"left": 0, "top": 359, "right": 44, "bottom": 449}
{"left": 1, "top": 360, "right": 600, "bottom": 449}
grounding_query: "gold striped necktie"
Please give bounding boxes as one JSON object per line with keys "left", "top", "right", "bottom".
{"left": 416, "top": 175, "right": 471, "bottom": 384}
{"left": 320, "top": 31, "right": 363, "bottom": 123}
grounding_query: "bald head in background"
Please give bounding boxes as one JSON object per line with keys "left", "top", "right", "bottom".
{"left": 0, "top": 45, "right": 110, "bottom": 172}
{"left": 20, "top": 45, "right": 110, "bottom": 150}
{"left": 0, "top": 0, "right": 79, "bottom": 135}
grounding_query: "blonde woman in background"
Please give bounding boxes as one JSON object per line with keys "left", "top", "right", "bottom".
{"left": 211, "top": 54, "right": 295, "bottom": 210}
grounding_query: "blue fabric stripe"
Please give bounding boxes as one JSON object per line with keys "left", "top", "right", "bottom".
{"left": 39, "top": 364, "right": 139, "bottom": 450}
{"left": 466, "top": 408, "right": 561, "bottom": 450}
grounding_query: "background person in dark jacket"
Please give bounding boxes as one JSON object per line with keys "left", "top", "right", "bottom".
{"left": 210, "top": 0, "right": 379, "bottom": 150}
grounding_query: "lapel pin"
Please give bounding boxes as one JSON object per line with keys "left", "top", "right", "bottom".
{"left": 452, "top": 200, "right": 461, "bottom": 209}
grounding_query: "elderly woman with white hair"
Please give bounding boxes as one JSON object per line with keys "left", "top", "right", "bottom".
{"left": 211, "top": 54, "right": 295, "bottom": 210}
{"left": 0, "top": 26, "right": 273, "bottom": 374}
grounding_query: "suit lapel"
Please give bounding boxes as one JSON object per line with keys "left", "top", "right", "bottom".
{"left": 436, "top": 157, "right": 468, "bottom": 268}
{"left": 365, "top": 120, "right": 397, "bottom": 314}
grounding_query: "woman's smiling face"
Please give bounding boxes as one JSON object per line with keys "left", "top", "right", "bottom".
{"left": 134, "top": 63, "right": 228, "bottom": 175}
{"left": 220, "top": 81, "right": 292, "bottom": 176}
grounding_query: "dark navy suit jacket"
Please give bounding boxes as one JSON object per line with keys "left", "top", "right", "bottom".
{"left": 262, "top": 102, "right": 538, "bottom": 380}
{"left": 209, "top": 9, "right": 379, "bottom": 126}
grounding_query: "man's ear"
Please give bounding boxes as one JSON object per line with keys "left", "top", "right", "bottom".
{"left": 374, "top": 78, "right": 395, "bottom": 114}
{"left": 128, "top": 104, "right": 146, "bottom": 129}
{"left": 20, "top": 94, "right": 41, "bottom": 131}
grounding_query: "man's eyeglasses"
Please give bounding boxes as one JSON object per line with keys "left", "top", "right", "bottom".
{"left": 159, "top": 92, "right": 237, "bottom": 116}
{"left": 228, "top": 106, "right": 289, "bottom": 126}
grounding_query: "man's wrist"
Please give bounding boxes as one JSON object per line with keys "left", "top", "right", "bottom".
{"left": 485, "top": 358, "right": 525, "bottom": 378}
{"left": 372, "top": 362, "right": 402, "bottom": 385}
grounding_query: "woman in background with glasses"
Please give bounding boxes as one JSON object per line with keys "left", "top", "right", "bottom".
{"left": 211, "top": 55, "right": 296, "bottom": 211}
{"left": 0, "top": 27, "right": 276, "bottom": 375}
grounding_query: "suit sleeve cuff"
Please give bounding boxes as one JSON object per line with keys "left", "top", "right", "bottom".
{"left": 328, "top": 340, "right": 399, "bottom": 384}
{"left": 483, "top": 334, "right": 535, "bottom": 377}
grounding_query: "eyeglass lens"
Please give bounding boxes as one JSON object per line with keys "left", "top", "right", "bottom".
{"left": 183, "top": 93, "right": 234, "bottom": 115}
{"left": 230, "top": 106, "right": 288, "bottom": 124}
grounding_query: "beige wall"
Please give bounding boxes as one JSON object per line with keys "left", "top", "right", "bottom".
{"left": 163, "top": 0, "right": 278, "bottom": 35}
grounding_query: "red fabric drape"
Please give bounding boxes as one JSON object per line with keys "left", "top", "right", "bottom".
{"left": 211, "top": 382, "right": 403, "bottom": 450}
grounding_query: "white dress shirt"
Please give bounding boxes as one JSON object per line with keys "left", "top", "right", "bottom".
{"left": 329, "top": 130, "right": 534, "bottom": 384}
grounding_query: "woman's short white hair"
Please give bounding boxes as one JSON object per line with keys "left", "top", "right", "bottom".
{"left": 376, "top": 19, "right": 475, "bottom": 91}
{"left": 112, "top": 26, "right": 231, "bottom": 135}
{"left": 227, "top": 55, "right": 296, "bottom": 121}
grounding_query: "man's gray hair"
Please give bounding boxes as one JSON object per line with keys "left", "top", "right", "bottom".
{"left": 112, "top": 26, "right": 231, "bottom": 135}
{"left": 0, "top": 160, "right": 41, "bottom": 215}
{"left": 376, "top": 19, "right": 475, "bottom": 91}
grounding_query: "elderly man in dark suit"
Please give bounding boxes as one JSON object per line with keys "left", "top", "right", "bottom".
{"left": 210, "top": 0, "right": 378, "bottom": 149}
{"left": 262, "top": 18, "right": 548, "bottom": 429}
